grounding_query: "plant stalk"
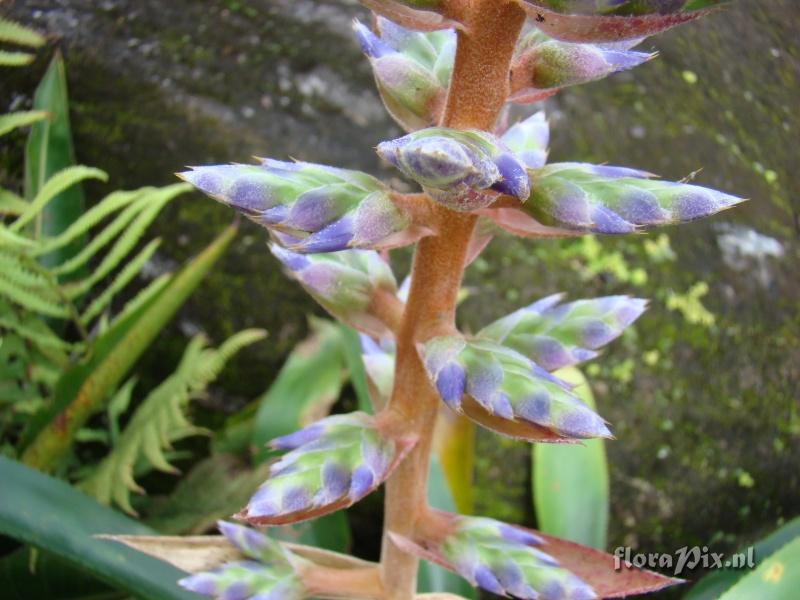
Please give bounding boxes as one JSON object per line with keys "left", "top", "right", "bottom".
{"left": 378, "top": 2, "right": 526, "bottom": 598}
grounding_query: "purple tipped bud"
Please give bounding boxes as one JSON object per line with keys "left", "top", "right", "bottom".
{"left": 492, "top": 152, "right": 532, "bottom": 199}
{"left": 294, "top": 217, "right": 355, "bottom": 253}
{"left": 475, "top": 565, "right": 505, "bottom": 594}
{"left": 436, "top": 362, "right": 467, "bottom": 408}
{"left": 353, "top": 20, "right": 394, "bottom": 59}
{"left": 271, "top": 424, "right": 325, "bottom": 450}
{"left": 557, "top": 409, "right": 612, "bottom": 439}
{"left": 349, "top": 464, "right": 375, "bottom": 499}
{"left": 322, "top": 461, "right": 351, "bottom": 499}
{"left": 499, "top": 524, "right": 544, "bottom": 546}
{"left": 501, "top": 111, "right": 550, "bottom": 169}
{"left": 179, "top": 573, "right": 218, "bottom": 596}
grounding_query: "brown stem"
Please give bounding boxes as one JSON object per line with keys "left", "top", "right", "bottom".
{"left": 378, "top": 2, "right": 526, "bottom": 599}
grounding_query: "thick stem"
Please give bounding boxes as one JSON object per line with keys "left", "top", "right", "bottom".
{"left": 378, "top": 2, "right": 526, "bottom": 599}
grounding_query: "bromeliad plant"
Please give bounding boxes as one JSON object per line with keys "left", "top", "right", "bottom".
{"left": 117, "top": 1, "right": 741, "bottom": 598}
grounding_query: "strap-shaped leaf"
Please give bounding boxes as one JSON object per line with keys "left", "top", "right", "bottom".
{"left": 180, "top": 160, "right": 422, "bottom": 253}
{"left": 517, "top": 1, "right": 727, "bottom": 42}
{"left": 377, "top": 128, "right": 530, "bottom": 211}
{"left": 271, "top": 245, "right": 399, "bottom": 337}
{"left": 354, "top": 18, "right": 454, "bottom": 131}
{"left": 499, "top": 111, "right": 550, "bottom": 169}
{"left": 420, "top": 336, "right": 611, "bottom": 441}
{"left": 238, "top": 412, "right": 416, "bottom": 525}
{"left": 0, "top": 50, "right": 35, "bottom": 67}
{"left": 509, "top": 29, "right": 654, "bottom": 103}
{"left": 478, "top": 293, "right": 647, "bottom": 371}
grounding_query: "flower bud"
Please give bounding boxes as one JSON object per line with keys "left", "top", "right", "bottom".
{"left": 238, "top": 412, "right": 416, "bottom": 525}
{"left": 440, "top": 515, "right": 596, "bottom": 600}
{"left": 179, "top": 160, "right": 416, "bottom": 253}
{"left": 500, "top": 111, "right": 550, "bottom": 169}
{"left": 420, "top": 336, "right": 612, "bottom": 440}
{"left": 479, "top": 294, "right": 647, "bottom": 371}
{"left": 270, "top": 245, "right": 398, "bottom": 337}
{"left": 518, "top": 0, "right": 727, "bottom": 42}
{"left": 510, "top": 31, "right": 654, "bottom": 102}
{"left": 524, "top": 162, "right": 745, "bottom": 234}
{"left": 179, "top": 522, "right": 305, "bottom": 600}
{"left": 377, "top": 128, "right": 530, "bottom": 211}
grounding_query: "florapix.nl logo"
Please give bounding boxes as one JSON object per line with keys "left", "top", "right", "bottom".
{"left": 614, "top": 546, "right": 756, "bottom": 577}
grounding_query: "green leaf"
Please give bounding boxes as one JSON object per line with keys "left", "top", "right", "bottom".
{"left": 79, "top": 329, "right": 266, "bottom": 514}
{"left": 0, "top": 111, "right": 48, "bottom": 137}
{"left": 0, "top": 17, "right": 46, "bottom": 47}
{"left": 143, "top": 454, "right": 272, "bottom": 535}
{"left": 719, "top": 537, "right": 800, "bottom": 600}
{"left": 0, "top": 547, "right": 122, "bottom": 600}
{"left": 686, "top": 517, "right": 800, "bottom": 599}
{"left": 418, "top": 457, "right": 477, "bottom": 598}
{"left": 19, "top": 224, "right": 237, "bottom": 472}
{"left": 252, "top": 317, "right": 347, "bottom": 463}
{"left": 532, "top": 367, "right": 609, "bottom": 549}
{"left": 0, "top": 456, "right": 196, "bottom": 599}
{"left": 23, "top": 54, "right": 89, "bottom": 274}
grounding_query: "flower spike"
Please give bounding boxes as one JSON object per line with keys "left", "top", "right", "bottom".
{"left": 420, "top": 336, "right": 611, "bottom": 441}
{"left": 354, "top": 18, "right": 454, "bottom": 132}
{"left": 377, "top": 128, "right": 531, "bottom": 212}
{"left": 479, "top": 294, "right": 648, "bottom": 371}
{"left": 238, "top": 413, "right": 416, "bottom": 525}
{"left": 517, "top": 0, "right": 729, "bottom": 43}
{"left": 179, "top": 160, "right": 424, "bottom": 253}
{"left": 270, "top": 245, "right": 399, "bottom": 337}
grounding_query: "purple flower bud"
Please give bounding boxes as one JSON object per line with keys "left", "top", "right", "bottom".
{"left": 436, "top": 362, "right": 467, "bottom": 409}
{"left": 179, "top": 573, "right": 218, "bottom": 596}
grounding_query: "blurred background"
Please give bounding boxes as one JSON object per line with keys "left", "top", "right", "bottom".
{"left": 1, "top": 0, "right": 798, "bottom": 598}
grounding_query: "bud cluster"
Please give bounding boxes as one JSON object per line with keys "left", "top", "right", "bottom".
{"left": 478, "top": 293, "right": 647, "bottom": 371}
{"left": 179, "top": 521, "right": 306, "bottom": 600}
{"left": 510, "top": 28, "right": 654, "bottom": 103}
{"left": 354, "top": 18, "right": 455, "bottom": 131}
{"left": 239, "top": 412, "right": 415, "bottom": 525}
{"left": 271, "top": 245, "right": 398, "bottom": 337}
{"left": 180, "top": 160, "right": 413, "bottom": 253}
{"left": 420, "top": 335, "right": 611, "bottom": 440}
{"left": 377, "top": 128, "right": 530, "bottom": 211}
{"left": 439, "top": 515, "right": 596, "bottom": 600}
{"left": 524, "top": 162, "right": 744, "bottom": 234}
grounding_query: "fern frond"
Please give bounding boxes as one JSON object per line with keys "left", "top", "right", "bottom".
{"left": 0, "top": 189, "right": 30, "bottom": 216}
{"left": 56, "top": 184, "right": 184, "bottom": 286}
{"left": 35, "top": 189, "right": 145, "bottom": 256}
{"left": 50, "top": 196, "right": 146, "bottom": 276}
{"left": 79, "top": 238, "right": 161, "bottom": 326}
{"left": 0, "top": 224, "right": 37, "bottom": 249}
{"left": 0, "top": 314, "right": 72, "bottom": 353}
{"left": 79, "top": 330, "right": 266, "bottom": 514}
{"left": 11, "top": 166, "right": 108, "bottom": 232}
{"left": 0, "top": 50, "right": 35, "bottom": 67}
{"left": 0, "top": 270, "right": 68, "bottom": 317}
{"left": 0, "top": 250, "right": 57, "bottom": 293}
{"left": 0, "top": 110, "right": 49, "bottom": 137}
{"left": 0, "top": 17, "right": 46, "bottom": 47}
